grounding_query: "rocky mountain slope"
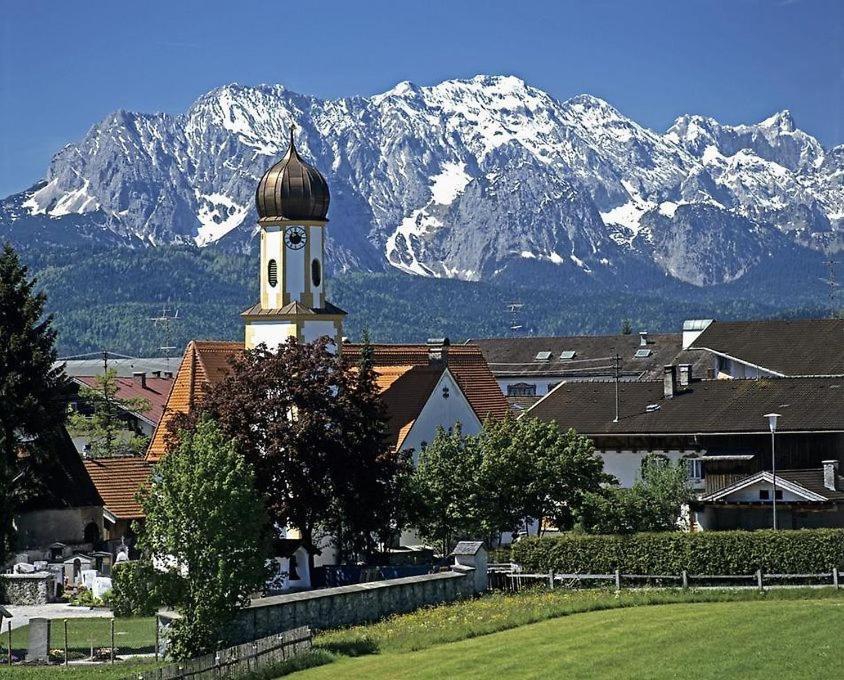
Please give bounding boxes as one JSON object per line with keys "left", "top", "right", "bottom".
{"left": 2, "top": 76, "right": 840, "bottom": 289}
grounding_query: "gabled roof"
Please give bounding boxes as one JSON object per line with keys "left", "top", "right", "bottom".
{"left": 147, "top": 341, "right": 243, "bottom": 461}
{"left": 74, "top": 375, "right": 173, "bottom": 427}
{"left": 17, "top": 427, "right": 103, "bottom": 512}
{"left": 691, "top": 318, "right": 844, "bottom": 376}
{"left": 343, "top": 343, "right": 509, "bottom": 427}
{"left": 83, "top": 456, "right": 152, "bottom": 520}
{"left": 148, "top": 341, "right": 508, "bottom": 461}
{"left": 473, "top": 333, "right": 705, "bottom": 380}
{"left": 701, "top": 469, "right": 844, "bottom": 503}
{"left": 526, "top": 376, "right": 844, "bottom": 435}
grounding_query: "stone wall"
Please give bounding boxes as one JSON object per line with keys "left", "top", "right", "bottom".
{"left": 1, "top": 573, "right": 55, "bottom": 605}
{"left": 158, "top": 567, "right": 477, "bottom": 652}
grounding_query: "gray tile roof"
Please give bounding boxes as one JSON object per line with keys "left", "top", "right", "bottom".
{"left": 474, "top": 334, "right": 709, "bottom": 381}
{"left": 527, "top": 376, "right": 844, "bottom": 435}
{"left": 691, "top": 318, "right": 844, "bottom": 376}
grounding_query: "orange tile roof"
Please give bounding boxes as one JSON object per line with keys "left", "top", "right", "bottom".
{"left": 345, "top": 343, "right": 510, "bottom": 424}
{"left": 147, "top": 341, "right": 243, "bottom": 461}
{"left": 83, "top": 456, "right": 152, "bottom": 520}
{"left": 75, "top": 376, "right": 173, "bottom": 426}
{"left": 147, "top": 341, "right": 508, "bottom": 461}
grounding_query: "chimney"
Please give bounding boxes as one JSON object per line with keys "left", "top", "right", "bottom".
{"left": 163, "top": 371, "right": 173, "bottom": 379}
{"left": 823, "top": 460, "right": 839, "bottom": 492}
{"left": 151, "top": 370, "right": 162, "bottom": 378}
{"left": 663, "top": 365, "right": 677, "bottom": 399}
{"left": 678, "top": 364, "right": 692, "bottom": 387}
{"left": 427, "top": 337, "right": 450, "bottom": 366}
{"left": 132, "top": 371, "right": 147, "bottom": 389}
{"left": 639, "top": 331, "right": 648, "bottom": 347}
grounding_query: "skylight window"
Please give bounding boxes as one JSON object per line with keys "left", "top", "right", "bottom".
{"left": 535, "top": 351, "right": 552, "bottom": 362}
{"left": 560, "top": 350, "right": 576, "bottom": 360}
{"left": 635, "top": 349, "right": 652, "bottom": 358}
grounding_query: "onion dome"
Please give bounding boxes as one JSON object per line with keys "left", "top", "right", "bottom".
{"left": 255, "top": 127, "right": 330, "bottom": 222}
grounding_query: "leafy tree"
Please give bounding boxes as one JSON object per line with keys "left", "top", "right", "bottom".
{"left": 477, "top": 416, "right": 610, "bottom": 537}
{"left": 169, "top": 337, "right": 404, "bottom": 568}
{"left": 412, "top": 424, "right": 483, "bottom": 555}
{"left": 327, "top": 333, "right": 414, "bottom": 563}
{"left": 621, "top": 319, "right": 633, "bottom": 335}
{"left": 68, "top": 368, "right": 151, "bottom": 457}
{"left": 577, "top": 455, "right": 692, "bottom": 534}
{"left": 0, "top": 243, "right": 70, "bottom": 565}
{"left": 139, "top": 418, "right": 268, "bottom": 659}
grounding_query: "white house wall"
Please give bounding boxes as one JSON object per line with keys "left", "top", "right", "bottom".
{"left": 402, "top": 369, "right": 482, "bottom": 459}
{"left": 302, "top": 320, "right": 338, "bottom": 346}
{"left": 599, "top": 450, "right": 691, "bottom": 488}
{"left": 719, "top": 479, "right": 811, "bottom": 503}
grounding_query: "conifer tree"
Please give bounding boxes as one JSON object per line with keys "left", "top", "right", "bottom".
{"left": 68, "top": 368, "right": 151, "bottom": 457}
{"left": 0, "top": 243, "right": 70, "bottom": 564}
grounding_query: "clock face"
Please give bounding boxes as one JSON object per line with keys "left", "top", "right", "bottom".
{"left": 284, "top": 226, "right": 307, "bottom": 250}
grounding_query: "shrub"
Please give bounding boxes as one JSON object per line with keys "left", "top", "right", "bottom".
{"left": 111, "top": 560, "right": 159, "bottom": 617}
{"left": 512, "top": 529, "right": 844, "bottom": 575}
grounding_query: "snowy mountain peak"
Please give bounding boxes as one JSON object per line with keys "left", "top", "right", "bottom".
{"left": 1, "top": 76, "right": 840, "bottom": 288}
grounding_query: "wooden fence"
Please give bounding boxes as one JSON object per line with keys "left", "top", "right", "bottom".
{"left": 128, "top": 626, "right": 312, "bottom": 680}
{"left": 487, "top": 564, "right": 842, "bottom": 592}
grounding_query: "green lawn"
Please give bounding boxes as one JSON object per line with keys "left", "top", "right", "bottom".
{"left": 1, "top": 617, "right": 156, "bottom": 656}
{"left": 295, "top": 598, "right": 844, "bottom": 679}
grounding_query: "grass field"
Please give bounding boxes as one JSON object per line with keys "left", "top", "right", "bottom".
{"left": 297, "top": 598, "right": 844, "bottom": 679}
{"left": 2, "top": 617, "right": 157, "bottom": 656}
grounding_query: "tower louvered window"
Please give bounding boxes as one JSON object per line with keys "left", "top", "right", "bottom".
{"left": 311, "top": 259, "right": 321, "bottom": 287}
{"left": 268, "top": 259, "right": 278, "bottom": 287}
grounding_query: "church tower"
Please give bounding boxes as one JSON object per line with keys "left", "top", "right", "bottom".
{"left": 243, "top": 128, "right": 345, "bottom": 351}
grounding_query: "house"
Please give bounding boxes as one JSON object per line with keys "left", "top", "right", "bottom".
{"left": 69, "top": 371, "right": 174, "bottom": 454}
{"left": 12, "top": 427, "right": 105, "bottom": 555}
{"left": 687, "top": 318, "right": 844, "bottom": 379}
{"left": 525, "top": 369, "right": 844, "bottom": 530}
{"left": 696, "top": 462, "right": 844, "bottom": 530}
{"left": 82, "top": 456, "right": 152, "bottom": 550}
{"left": 147, "top": 339, "right": 507, "bottom": 463}
{"left": 474, "top": 331, "right": 709, "bottom": 403}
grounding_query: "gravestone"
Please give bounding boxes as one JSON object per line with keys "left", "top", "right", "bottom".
{"left": 27, "top": 618, "right": 50, "bottom": 662}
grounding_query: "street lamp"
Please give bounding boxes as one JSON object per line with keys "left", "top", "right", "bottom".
{"left": 764, "top": 413, "right": 781, "bottom": 530}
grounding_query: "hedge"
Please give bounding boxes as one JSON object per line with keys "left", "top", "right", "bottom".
{"left": 511, "top": 529, "right": 844, "bottom": 575}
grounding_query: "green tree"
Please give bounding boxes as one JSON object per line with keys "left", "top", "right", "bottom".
{"left": 0, "top": 243, "right": 70, "bottom": 565}
{"left": 477, "top": 417, "right": 610, "bottom": 536}
{"left": 328, "top": 332, "right": 414, "bottom": 563}
{"left": 621, "top": 319, "right": 633, "bottom": 335}
{"left": 68, "top": 368, "right": 151, "bottom": 457}
{"left": 577, "top": 455, "right": 692, "bottom": 534}
{"left": 412, "top": 424, "right": 483, "bottom": 555}
{"left": 139, "top": 419, "right": 268, "bottom": 659}
{"left": 169, "top": 337, "right": 404, "bottom": 569}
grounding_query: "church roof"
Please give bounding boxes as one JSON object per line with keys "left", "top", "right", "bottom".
{"left": 256, "top": 130, "right": 330, "bottom": 223}
{"left": 147, "top": 340, "right": 507, "bottom": 462}
{"left": 241, "top": 300, "right": 347, "bottom": 318}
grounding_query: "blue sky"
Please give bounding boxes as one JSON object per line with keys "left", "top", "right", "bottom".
{"left": 0, "top": 0, "right": 841, "bottom": 196}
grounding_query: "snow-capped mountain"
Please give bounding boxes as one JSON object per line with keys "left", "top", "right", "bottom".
{"left": 1, "top": 75, "right": 840, "bottom": 287}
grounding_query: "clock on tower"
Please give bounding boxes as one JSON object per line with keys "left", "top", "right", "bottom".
{"left": 242, "top": 127, "right": 346, "bottom": 351}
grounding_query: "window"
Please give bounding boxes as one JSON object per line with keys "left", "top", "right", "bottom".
{"left": 685, "top": 458, "right": 704, "bottom": 480}
{"left": 508, "top": 382, "right": 537, "bottom": 397}
{"left": 759, "top": 489, "right": 769, "bottom": 500}
{"left": 535, "top": 351, "right": 552, "bottom": 362}
{"left": 635, "top": 349, "right": 652, "bottom": 358}
{"left": 311, "top": 259, "right": 321, "bottom": 287}
{"left": 268, "top": 259, "right": 278, "bottom": 287}
{"left": 560, "top": 350, "right": 576, "bottom": 360}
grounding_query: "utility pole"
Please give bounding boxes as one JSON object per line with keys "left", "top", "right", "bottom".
{"left": 825, "top": 258, "right": 839, "bottom": 319}
{"left": 613, "top": 353, "right": 620, "bottom": 423}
